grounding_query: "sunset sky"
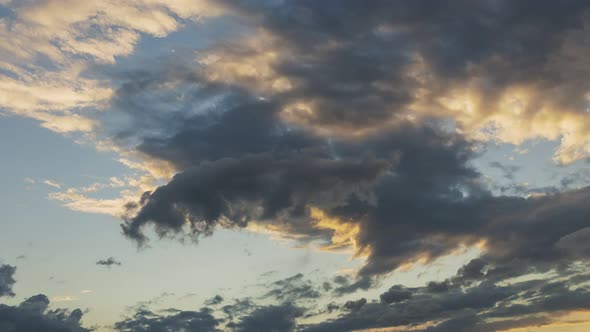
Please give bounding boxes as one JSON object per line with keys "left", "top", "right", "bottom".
{"left": 1, "top": 1, "right": 590, "bottom": 331}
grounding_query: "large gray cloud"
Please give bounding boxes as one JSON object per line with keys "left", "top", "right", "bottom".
{"left": 109, "top": 0, "right": 589, "bottom": 269}
{"left": 99, "top": 1, "right": 590, "bottom": 329}
{"left": 201, "top": 0, "right": 590, "bottom": 145}
{"left": 115, "top": 54, "right": 590, "bottom": 283}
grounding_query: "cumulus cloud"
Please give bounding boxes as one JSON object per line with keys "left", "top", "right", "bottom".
{"left": 109, "top": 1, "right": 590, "bottom": 288}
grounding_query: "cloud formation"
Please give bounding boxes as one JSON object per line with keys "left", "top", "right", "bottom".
{"left": 300, "top": 260, "right": 590, "bottom": 332}
{"left": 109, "top": 259, "right": 590, "bottom": 331}
{"left": 105, "top": 1, "right": 590, "bottom": 296}
{"left": 114, "top": 307, "right": 221, "bottom": 332}
{"left": 0, "top": 294, "right": 90, "bottom": 332}
{"left": 0, "top": 264, "right": 16, "bottom": 298}
{"left": 96, "top": 257, "right": 122, "bottom": 268}
{"left": 4, "top": 0, "right": 590, "bottom": 331}
{"left": 0, "top": 260, "right": 90, "bottom": 332}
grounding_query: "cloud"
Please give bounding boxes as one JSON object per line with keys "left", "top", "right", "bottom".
{"left": 42, "top": 180, "right": 62, "bottom": 189}
{"left": 3, "top": 1, "right": 590, "bottom": 330}
{"left": 204, "top": 295, "right": 224, "bottom": 306}
{"left": 23, "top": 256, "right": 587, "bottom": 332}
{"left": 263, "top": 273, "right": 321, "bottom": 303}
{"left": 299, "top": 261, "right": 590, "bottom": 332}
{"left": 201, "top": 0, "right": 590, "bottom": 164}
{"left": 96, "top": 257, "right": 121, "bottom": 268}
{"left": 343, "top": 298, "right": 367, "bottom": 312}
{"left": 113, "top": 294, "right": 304, "bottom": 332}
{"left": 0, "top": 0, "right": 227, "bottom": 133}
{"left": 114, "top": 307, "right": 221, "bottom": 332}
{"left": 0, "top": 294, "right": 90, "bottom": 332}
{"left": 7, "top": 1, "right": 585, "bottom": 285}
{"left": 230, "top": 303, "right": 304, "bottom": 332}
{"left": 556, "top": 227, "right": 590, "bottom": 258}
{"left": 113, "top": 54, "right": 590, "bottom": 290}
{"left": 0, "top": 261, "right": 91, "bottom": 332}
{"left": 0, "top": 264, "right": 16, "bottom": 298}
{"left": 379, "top": 286, "right": 412, "bottom": 304}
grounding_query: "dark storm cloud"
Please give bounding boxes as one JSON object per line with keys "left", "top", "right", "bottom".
{"left": 52, "top": 1, "right": 590, "bottom": 330}
{"left": 0, "top": 294, "right": 90, "bottom": 332}
{"left": 104, "top": 6, "right": 590, "bottom": 332}
{"left": 113, "top": 60, "right": 490, "bottom": 275}
{"left": 209, "top": 0, "right": 590, "bottom": 132}
{"left": 0, "top": 264, "right": 16, "bottom": 298}
{"left": 123, "top": 152, "right": 389, "bottom": 244}
{"left": 117, "top": 60, "right": 590, "bottom": 282}
{"left": 96, "top": 257, "right": 122, "bottom": 268}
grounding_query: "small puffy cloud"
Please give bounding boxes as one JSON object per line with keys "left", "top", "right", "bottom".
{"left": 96, "top": 257, "right": 121, "bottom": 268}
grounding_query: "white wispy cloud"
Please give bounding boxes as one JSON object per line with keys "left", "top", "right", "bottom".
{"left": 42, "top": 180, "right": 62, "bottom": 189}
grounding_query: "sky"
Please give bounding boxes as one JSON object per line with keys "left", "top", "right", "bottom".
{"left": 0, "top": 1, "right": 590, "bottom": 331}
